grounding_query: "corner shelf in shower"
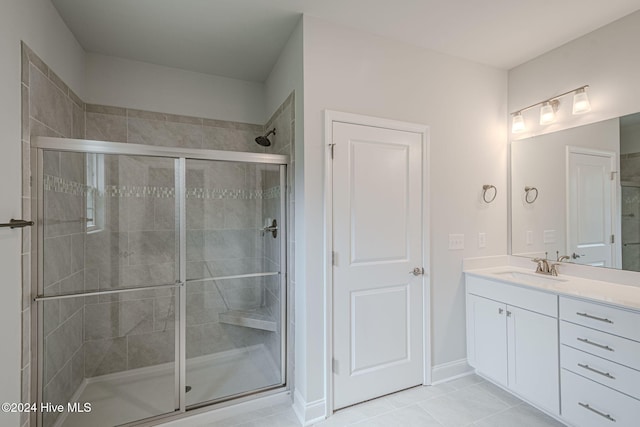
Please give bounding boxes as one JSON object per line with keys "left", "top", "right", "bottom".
{"left": 219, "top": 307, "right": 277, "bottom": 332}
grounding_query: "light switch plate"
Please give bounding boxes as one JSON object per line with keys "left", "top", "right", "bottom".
{"left": 478, "top": 232, "right": 486, "bottom": 248}
{"left": 449, "top": 234, "right": 464, "bottom": 250}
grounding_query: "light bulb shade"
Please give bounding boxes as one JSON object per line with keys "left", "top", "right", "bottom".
{"left": 573, "top": 88, "right": 591, "bottom": 114}
{"left": 512, "top": 113, "right": 525, "bottom": 133}
{"left": 539, "top": 101, "right": 555, "bottom": 125}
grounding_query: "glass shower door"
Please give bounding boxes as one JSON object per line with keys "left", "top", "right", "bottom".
{"left": 37, "top": 151, "right": 180, "bottom": 427}
{"left": 183, "top": 159, "right": 285, "bottom": 407}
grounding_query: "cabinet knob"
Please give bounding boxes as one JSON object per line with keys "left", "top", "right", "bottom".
{"left": 506, "top": 310, "right": 512, "bottom": 317}
{"left": 498, "top": 308, "right": 504, "bottom": 314}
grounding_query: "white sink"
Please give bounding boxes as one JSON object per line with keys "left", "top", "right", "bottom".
{"left": 494, "top": 271, "right": 567, "bottom": 285}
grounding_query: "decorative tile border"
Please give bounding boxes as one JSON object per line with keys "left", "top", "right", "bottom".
{"left": 43, "top": 175, "right": 86, "bottom": 196}
{"left": 44, "top": 174, "right": 281, "bottom": 200}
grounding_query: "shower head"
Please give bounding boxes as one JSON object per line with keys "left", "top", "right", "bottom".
{"left": 255, "top": 128, "right": 276, "bottom": 147}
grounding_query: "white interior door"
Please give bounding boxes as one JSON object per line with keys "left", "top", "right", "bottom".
{"left": 332, "top": 121, "right": 424, "bottom": 410}
{"left": 567, "top": 148, "right": 616, "bottom": 267}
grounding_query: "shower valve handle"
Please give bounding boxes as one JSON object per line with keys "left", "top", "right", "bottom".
{"left": 262, "top": 219, "right": 278, "bottom": 238}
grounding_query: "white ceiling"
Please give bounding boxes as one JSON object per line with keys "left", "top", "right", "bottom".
{"left": 52, "top": 0, "right": 640, "bottom": 82}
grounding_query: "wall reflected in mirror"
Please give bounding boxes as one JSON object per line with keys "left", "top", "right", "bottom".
{"left": 510, "top": 111, "right": 640, "bottom": 271}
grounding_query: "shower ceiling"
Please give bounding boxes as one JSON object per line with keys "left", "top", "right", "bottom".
{"left": 51, "top": 0, "right": 640, "bottom": 81}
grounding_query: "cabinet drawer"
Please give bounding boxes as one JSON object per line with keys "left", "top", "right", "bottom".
{"left": 561, "top": 344, "right": 640, "bottom": 399}
{"left": 561, "top": 369, "right": 640, "bottom": 427}
{"left": 560, "top": 321, "right": 640, "bottom": 370}
{"left": 560, "top": 296, "right": 640, "bottom": 342}
{"left": 466, "top": 275, "right": 557, "bottom": 317}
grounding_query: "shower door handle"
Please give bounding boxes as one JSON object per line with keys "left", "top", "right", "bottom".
{"left": 0, "top": 219, "right": 34, "bottom": 229}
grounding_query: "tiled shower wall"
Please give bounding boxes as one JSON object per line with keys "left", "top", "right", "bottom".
{"left": 21, "top": 42, "right": 86, "bottom": 427}
{"left": 22, "top": 42, "right": 295, "bottom": 427}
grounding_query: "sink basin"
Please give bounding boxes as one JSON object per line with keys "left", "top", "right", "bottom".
{"left": 494, "top": 271, "right": 567, "bottom": 285}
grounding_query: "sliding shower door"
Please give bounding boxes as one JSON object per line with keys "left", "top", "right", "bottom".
{"left": 184, "top": 159, "right": 286, "bottom": 407}
{"left": 37, "top": 150, "right": 180, "bottom": 427}
{"left": 33, "top": 138, "right": 287, "bottom": 427}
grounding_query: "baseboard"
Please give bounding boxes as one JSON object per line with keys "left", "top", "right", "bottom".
{"left": 430, "top": 358, "right": 473, "bottom": 385}
{"left": 292, "top": 389, "right": 326, "bottom": 426}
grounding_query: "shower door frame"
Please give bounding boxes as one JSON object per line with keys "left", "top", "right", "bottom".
{"left": 30, "top": 136, "right": 289, "bottom": 427}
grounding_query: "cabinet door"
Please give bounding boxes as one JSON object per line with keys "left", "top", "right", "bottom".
{"left": 507, "top": 305, "right": 559, "bottom": 415}
{"left": 468, "top": 294, "right": 508, "bottom": 386}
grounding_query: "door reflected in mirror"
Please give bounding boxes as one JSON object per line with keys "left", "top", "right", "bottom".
{"left": 510, "top": 111, "right": 640, "bottom": 272}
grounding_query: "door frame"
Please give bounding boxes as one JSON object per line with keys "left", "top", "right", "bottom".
{"left": 323, "top": 110, "right": 431, "bottom": 416}
{"left": 565, "top": 145, "right": 619, "bottom": 268}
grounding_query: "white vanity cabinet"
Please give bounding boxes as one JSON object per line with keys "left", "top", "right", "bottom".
{"left": 559, "top": 296, "right": 640, "bottom": 427}
{"left": 466, "top": 275, "right": 560, "bottom": 415}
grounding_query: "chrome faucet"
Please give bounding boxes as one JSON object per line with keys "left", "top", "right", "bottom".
{"left": 556, "top": 250, "right": 570, "bottom": 262}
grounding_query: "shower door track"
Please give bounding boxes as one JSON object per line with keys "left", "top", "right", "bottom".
{"left": 30, "top": 136, "right": 289, "bottom": 427}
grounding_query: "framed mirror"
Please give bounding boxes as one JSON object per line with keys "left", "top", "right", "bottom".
{"left": 510, "top": 111, "right": 640, "bottom": 271}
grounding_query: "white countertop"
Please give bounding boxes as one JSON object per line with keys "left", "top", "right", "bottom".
{"left": 464, "top": 265, "right": 640, "bottom": 311}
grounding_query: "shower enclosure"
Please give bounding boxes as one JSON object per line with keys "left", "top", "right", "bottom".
{"left": 622, "top": 182, "right": 640, "bottom": 272}
{"left": 31, "top": 137, "right": 287, "bottom": 427}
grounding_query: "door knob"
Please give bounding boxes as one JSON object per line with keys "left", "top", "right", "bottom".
{"left": 572, "top": 252, "right": 585, "bottom": 259}
{"left": 409, "top": 267, "right": 425, "bottom": 276}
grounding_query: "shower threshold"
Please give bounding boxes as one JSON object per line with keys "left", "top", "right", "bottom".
{"left": 58, "top": 345, "right": 279, "bottom": 427}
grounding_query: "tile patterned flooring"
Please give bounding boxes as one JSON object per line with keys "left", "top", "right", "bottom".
{"left": 204, "top": 374, "right": 567, "bottom": 427}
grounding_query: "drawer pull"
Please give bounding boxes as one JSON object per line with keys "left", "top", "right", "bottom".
{"left": 577, "top": 312, "right": 614, "bottom": 324}
{"left": 578, "top": 402, "right": 616, "bottom": 422}
{"left": 577, "top": 337, "right": 614, "bottom": 352}
{"left": 577, "top": 363, "right": 615, "bottom": 379}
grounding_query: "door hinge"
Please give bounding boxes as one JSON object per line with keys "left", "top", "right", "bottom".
{"left": 332, "top": 251, "right": 337, "bottom": 266}
{"left": 329, "top": 143, "right": 336, "bottom": 159}
{"left": 332, "top": 358, "right": 339, "bottom": 374}
{"left": 611, "top": 171, "right": 618, "bottom": 181}
{"left": 611, "top": 234, "right": 615, "bottom": 244}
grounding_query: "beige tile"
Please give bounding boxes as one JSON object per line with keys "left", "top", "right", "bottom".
{"left": 21, "top": 308, "right": 30, "bottom": 369}
{"left": 47, "top": 68, "right": 69, "bottom": 95}
{"left": 72, "top": 102, "right": 85, "bottom": 139}
{"left": 85, "top": 112, "right": 127, "bottom": 142}
{"left": 30, "top": 64, "right": 72, "bottom": 137}
{"left": 30, "top": 118, "right": 62, "bottom": 138}
{"left": 21, "top": 84, "right": 29, "bottom": 142}
{"left": 22, "top": 142, "right": 30, "bottom": 198}
{"left": 86, "top": 104, "right": 126, "bottom": 116}
{"left": 24, "top": 44, "right": 48, "bottom": 76}
{"left": 127, "top": 108, "right": 167, "bottom": 121}
{"left": 68, "top": 88, "right": 84, "bottom": 109}
{"left": 128, "top": 117, "right": 204, "bottom": 148}
{"left": 21, "top": 42, "right": 29, "bottom": 85}
{"left": 22, "top": 253, "right": 31, "bottom": 310}
{"left": 165, "top": 112, "right": 203, "bottom": 125}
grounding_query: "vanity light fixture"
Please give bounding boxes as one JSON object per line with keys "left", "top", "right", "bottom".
{"left": 539, "top": 100, "right": 559, "bottom": 125}
{"left": 512, "top": 112, "right": 525, "bottom": 133}
{"left": 572, "top": 87, "right": 591, "bottom": 114}
{"left": 510, "top": 85, "right": 590, "bottom": 133}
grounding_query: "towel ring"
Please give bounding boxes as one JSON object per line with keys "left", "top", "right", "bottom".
{"left": 524, "top": 186, "right": 538, "bottom": 204}
{"left": 482, "top": 185, "right": 497, "bottom": 203}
